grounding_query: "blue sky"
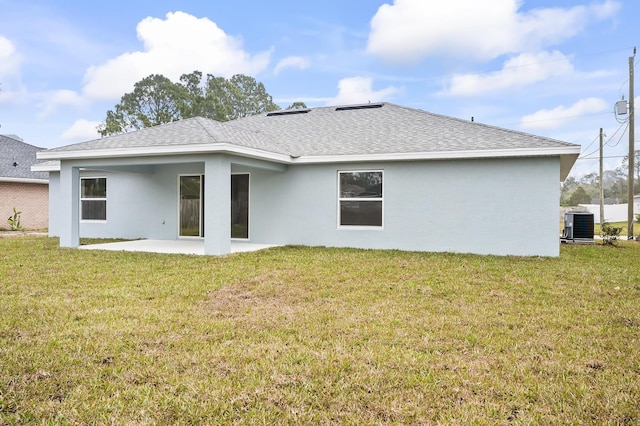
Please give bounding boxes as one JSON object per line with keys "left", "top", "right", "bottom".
{"left": 0, "top": 0, "right": 637, "bottom": 177}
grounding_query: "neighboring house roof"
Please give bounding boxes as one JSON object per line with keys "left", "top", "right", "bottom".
{"left": 0, "top": 134, "right": 48, "bottom": 183}
{"left": 38, "top": 103, "right": 581, "bottom": 179}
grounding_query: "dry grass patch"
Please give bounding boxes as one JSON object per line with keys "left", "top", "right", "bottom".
{"left": 0, "top": 237, "right": 639, "bottom": 424}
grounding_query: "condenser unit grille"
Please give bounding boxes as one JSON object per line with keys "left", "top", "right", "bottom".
{"left": 561, "top": 212, "right": 594, "bottom": 243}
{"left": 572, "top": 213, "right": 594, "bottom": 239}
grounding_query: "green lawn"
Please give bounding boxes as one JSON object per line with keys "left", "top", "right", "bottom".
{"left": 1, "top": 237, "right": 639, "bottom": 424}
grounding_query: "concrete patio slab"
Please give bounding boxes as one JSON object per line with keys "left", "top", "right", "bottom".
{"left": 78, "top": 239, "right": 279, "bottom": 255}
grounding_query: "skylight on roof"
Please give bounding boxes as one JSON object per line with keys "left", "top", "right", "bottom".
{"left": 335, "top": 103, "right": 384, "bottom": 111}
{"left": 266, "top": 109, "right": 310, "bottom": 117}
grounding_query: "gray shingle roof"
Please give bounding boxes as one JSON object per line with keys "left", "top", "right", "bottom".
{"left": 235, "top": 103, "right": 577, "bottom": 156}
{"left": 42, "top": 103, "right": 579, "bottom": 159}
{"left": 0, "top": 135, "right": 48, "bottom": 181}
{"left": 47, "top": 116, "right": 290, "bottom": 155}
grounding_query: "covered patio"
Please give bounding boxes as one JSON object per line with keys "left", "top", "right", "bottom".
{"left": 79, "top": 239, "right": 280, "bottom": 255}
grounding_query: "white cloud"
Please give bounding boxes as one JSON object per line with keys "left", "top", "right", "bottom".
{"left": 445, "top": 51, "right": 574, "bottom": 96}
{"left": 82, "top": 11, "right": 272, "bottom": 100}
{"left": 61, "top": 119, "right": 102, "bottom": 143}
{"left": 327, "top": 76, "right": 400, "bottom": 106}
{"left": 37, "top": 89, "right": 85, "bottom": 116}
{"left": 0, "top": 88, "right": 22, "bottom": 104}
{"left": 274, "top": 56, "right": 310, "bottom": 75}
{"left": 520, "top": 97, "right": 608, "bottom": 130}
{"left": 0, "top": 35, "right": 21, "bottom": 79}
{"left": 367, "top": 0, "right": 621, "bottom": 63}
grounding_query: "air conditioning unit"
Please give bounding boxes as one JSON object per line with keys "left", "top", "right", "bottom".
{"left": 561, "top": 211, "right": 594, "bottom": 244}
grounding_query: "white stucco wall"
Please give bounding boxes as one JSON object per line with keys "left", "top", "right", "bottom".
{"left": 77, "top": 162, "right": 205, "bottom": 240}
{"left": 53, "top": 154, "right": 561, "bottom": 256}
{"left": 246, "top": 157, "right": 560, "bottom": 256}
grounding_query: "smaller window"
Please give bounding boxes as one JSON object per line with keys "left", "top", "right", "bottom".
{"left": 81, "top": 177, "right": 107, "bottom": 221}
{"left": 338, "top": 171, "right": 383, "bottom": 227}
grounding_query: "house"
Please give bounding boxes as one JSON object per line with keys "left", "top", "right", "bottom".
{"left": 37, "top": 103, "right": 580, "bottom": 256}
{"left": 0, "top": 134, "right": 49, "bottom": 229}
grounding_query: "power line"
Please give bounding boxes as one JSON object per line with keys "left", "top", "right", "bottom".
{"left": 576, "top": 154, "right": 630, "bottom": 161}
{"left": 578, "top": 120, "right": 629, "bottom": 159}
{"left": 580, "top": 131, "right": 603, "bottom": 155}
{"left": 605, "top": 121, "right": 629, "bottom": 148}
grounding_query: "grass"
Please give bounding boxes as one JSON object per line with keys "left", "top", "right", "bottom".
{"left": 1, "top": 237, "right": 639, "bottom": 424}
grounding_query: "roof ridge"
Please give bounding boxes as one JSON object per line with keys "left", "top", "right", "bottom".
{"left": 382, "top": 103, "right": 577, "bottom": 147}
{"left": 222, "top": 118, "right": 295, "bottom": 156}
{"left": 191, "top": 116, "right": 221, "bottom": 143}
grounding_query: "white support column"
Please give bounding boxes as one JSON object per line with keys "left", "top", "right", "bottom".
{"left": 203, "top": 156, "right": 231, "bottom": 255}
{"left": 59, "top": 165, "right": 80, "bottom": 247}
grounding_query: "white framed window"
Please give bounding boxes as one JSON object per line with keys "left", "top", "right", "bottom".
{"left": 338, "top": 170, "right": 383, "bottom": 227}
{"left": 80, "top": 177, "right": 107, "bottom": 221}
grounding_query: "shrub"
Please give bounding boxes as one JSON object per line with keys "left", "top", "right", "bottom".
{"left": 601, "top": 222, "right": 622, "bottom": 245}
{"left": 7, "top": 207, "right": 22, "bottom": 231}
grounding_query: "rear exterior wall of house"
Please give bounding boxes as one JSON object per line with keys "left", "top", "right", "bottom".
{"left": 50, "top": 154, "right": 562, "bottom": 256}
{"left": 0, "top": 182, "right": 49, "bottom": 229}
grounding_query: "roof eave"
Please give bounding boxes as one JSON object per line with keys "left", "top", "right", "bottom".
{"left": 292, "top": 145, "right": 581, "bottom": 168}
{"left": 36, "top": 144, "right": 581, "bottom": 179}
{"left": 0, "top": 177, "right": 49, "bottom": 184}
{"left": 37, "top": 144, "right": 292, "bottom": 165}
{"left": 31, "top": 160, "right": 61, "bottom": 172}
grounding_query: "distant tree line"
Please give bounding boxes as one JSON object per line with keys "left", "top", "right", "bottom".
{"left": 97, "top": 72, "right": 306, "bottom": 137}
{"left": 561, "top": 151, "right": 640, "bottom": 206}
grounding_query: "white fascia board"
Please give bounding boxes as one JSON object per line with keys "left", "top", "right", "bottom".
{"left": 289, "top": 145, "right": 582, "bottom": 164}
{"left": 31, "top": 160, "right": 61, "bottom": 172}
{"left": 36, "top": 144, "right": 292, "bottom": 164}
{"left": 0, "top": 177, "right": 48, "bottom": 184}
{"left": 36, "top": 143, "right": 581, "bottom": 170}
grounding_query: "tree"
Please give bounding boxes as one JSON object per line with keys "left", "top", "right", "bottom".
{"left": 97, "top": 74, "right": 187, "bottom": 136}
{"left": 98, "top": 72, "right": 280, "bottom": 136}
{"left": 620, "top": 150, "right": 640, "bottom": 194}
{"left": 286, "top": 101, "right": 308, "bottom": 110}
{"left": 178, "top": 71, "right": 208, "bottom": 118}
{"left": 205, "top": 74, "right": 280, "bottom": 121}
{"left": 568, "top": 186, "right": 591, "bottom": 206}
{"left": 620, "top": 150, "right": 640, "bottom": 182}
{"left": 603, "top": 169, "right": 628, "bottom": 201}
{"left": 561, "top": 176, "right": 578, "bottom": 205}
{"left": 580, "top": 172, "right": 599, "bottom": 188}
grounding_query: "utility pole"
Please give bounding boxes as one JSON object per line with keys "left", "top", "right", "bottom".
{"left": 628, "top": 49, "right": 636, "bottom": 240}
{"left": 600, "top": 127, "right": 605, "bottom": 225}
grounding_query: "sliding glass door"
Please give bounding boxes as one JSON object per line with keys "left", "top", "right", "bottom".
{"left": 179, "top": 173, "right": 248, "bottom": 239}
{"left": 179, "top": 175, "right": 203, "bottom": 237}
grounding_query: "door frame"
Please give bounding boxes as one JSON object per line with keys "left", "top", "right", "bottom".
{"left": 178, "top": 174, "right": 204, "bottom": 238}
{"left": 231, "top": 173, "right": 250, "bottom": 240}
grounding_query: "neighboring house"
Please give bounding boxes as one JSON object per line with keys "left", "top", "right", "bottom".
{"left": 37, "top": 103, "right": 580, "bottom": 256}
{"left": 0, "top": 134, "right": 49, "bottom": 229}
